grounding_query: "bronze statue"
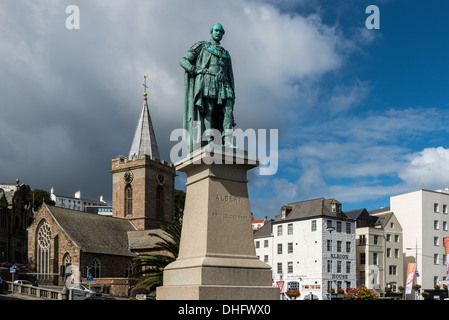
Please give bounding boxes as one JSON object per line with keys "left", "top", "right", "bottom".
{"left": 180, "top": 23, "right": 236, "bottom": 152}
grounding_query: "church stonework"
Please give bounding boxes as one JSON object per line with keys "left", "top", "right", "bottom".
{"left": 111, "top": 155, "right": 175, "bottom": 230}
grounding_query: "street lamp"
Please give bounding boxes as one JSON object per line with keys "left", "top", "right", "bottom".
{"left": 326, "top": 226, "right": 335, "bottom": 300}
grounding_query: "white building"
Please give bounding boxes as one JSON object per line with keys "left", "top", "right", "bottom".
{"left": 254, "top": 198, "right": 356, "bottom": 300}
{"left": 252, "top": 216, "right": 268, "bottom": 231}
{"left": 390, "top": 188, "right": 449, "bottom": 299}
{"left": 50, "top": 187, "right": 107, "bottom": 212}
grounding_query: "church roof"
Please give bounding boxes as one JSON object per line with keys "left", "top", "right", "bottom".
{"left": 46, "top": 205, "right": 137, "bottom": 257}
{"left": 128, "top": 93, "right": 160, "bottom": 160}
{"left": 127, "top": 229, "right": 169, "bottom": 250}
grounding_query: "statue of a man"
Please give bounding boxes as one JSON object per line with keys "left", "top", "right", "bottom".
{"left": 180, "top": 23, "right": 236, "bottom": 152}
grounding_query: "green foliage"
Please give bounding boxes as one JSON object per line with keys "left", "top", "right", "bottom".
{"left": 131, "top": 218, "right": 182, "bottom": 289}
{"left": 26, "top": 189, "right": 55, "bottom": 211}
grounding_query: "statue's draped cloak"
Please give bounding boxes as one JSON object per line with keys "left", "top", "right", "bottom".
{"left": 180, "top": 41, "right": 235, "bottom": 153}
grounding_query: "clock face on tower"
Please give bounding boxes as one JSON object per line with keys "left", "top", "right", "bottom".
{"left": 124, "top": 171, "right": 133, "bottom": 184}
{"left": 156, "top": 172, "right": 165, "bottom": 186}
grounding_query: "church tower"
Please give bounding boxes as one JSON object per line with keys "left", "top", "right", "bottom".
{"left": 111, "top": 75, "right": 176, "bottom": 230}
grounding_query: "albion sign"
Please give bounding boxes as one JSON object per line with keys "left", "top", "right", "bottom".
{"left": 330, "top": 253, "right": 349, "bottom": 259}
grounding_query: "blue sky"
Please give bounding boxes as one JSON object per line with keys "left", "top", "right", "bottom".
{"left": 0, "top": 0, "right": 448, "bottom": 220}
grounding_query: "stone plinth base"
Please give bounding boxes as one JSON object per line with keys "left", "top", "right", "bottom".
{"left": 156, "top": 148, "right": 278, "bottom": 300}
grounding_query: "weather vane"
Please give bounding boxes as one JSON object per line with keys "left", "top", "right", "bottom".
{"left": 143, "top": 73, "right": 149, "bottom": 95}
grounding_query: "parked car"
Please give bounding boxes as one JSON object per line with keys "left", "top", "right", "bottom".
{"left": 69, "top": 284, "right": 102, "bottom": 298}
{"left": 13, "top": 280, "right": 33, "bottom": 285}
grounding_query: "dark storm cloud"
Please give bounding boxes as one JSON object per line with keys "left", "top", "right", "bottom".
{"left": 0, "top": 0, "right": 345, "bottom": 205}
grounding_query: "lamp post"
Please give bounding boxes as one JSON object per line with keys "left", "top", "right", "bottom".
{"left": 326, "top": 226, "right": 335, "bottom": 300}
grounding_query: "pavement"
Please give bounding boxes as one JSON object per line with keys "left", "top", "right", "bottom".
{"left": 0, "top": 291, "right": 46, "bottom": 300}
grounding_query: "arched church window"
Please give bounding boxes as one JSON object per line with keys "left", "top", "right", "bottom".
{"left": 37, "top": 220, "right": 51, "bottom": 280}
{"left": 63, "top": 252, "right": 72, "bottom": 265}
{"left": 91, "top": 258, "right": 101, "bottom": 278}
{"left": 125, "top": 185, "right": 132, "bottom": 216}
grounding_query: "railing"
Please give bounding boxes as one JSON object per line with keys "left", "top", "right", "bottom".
{"left": 5, "top": 281, "right": 66, "bottom": 300}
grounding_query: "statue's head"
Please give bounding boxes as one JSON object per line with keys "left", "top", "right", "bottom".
{"left": 210, "top": 23, "right": 225, "bottom": 42}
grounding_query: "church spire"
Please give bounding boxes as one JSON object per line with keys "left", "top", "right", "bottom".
{"left": 128, "top": 74, "right": 160, "bottom": 160}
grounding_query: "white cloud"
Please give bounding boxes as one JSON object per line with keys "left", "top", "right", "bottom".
{"left": 399, "top": 147, "right": 449, "bottom": 189}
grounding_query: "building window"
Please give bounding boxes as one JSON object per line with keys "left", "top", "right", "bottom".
{"left": 288, "top": 242, "right": 293, "bottom": 254}
{"left": 37, "top": 220, "right": 51, "bottom": 281}
{"left": 346, "top": 242, "right": 351, "bottom": 253}
{"left": 277, "top": 243, "right": 282, "bottom": 254}
{"left": 434, "top": 203, "right": 439, "bottom": 213}
{"left": 434, "top": 220, "right": 439, "bottom": 230}
{"left": 277, "top": 263, "right": 282, "bottom": 274}
{"left": 311, "top": 220, "right": 317, "bottom": 231}
{"left": 264, "top": 255, "right": 268, "bottom": 263}
{"left": 288, "top": 281, "right": 299, "bottom": 291}
{"left": 346, "top": 223, "right": 351, "bottom": 234}
{"left": 346, "top": 261, "right": 351, "bottom": 273}
{"left": 389, "top": 265, "right": 397, "bottom": 275}
{"left": 359, "top": 235, "right": 366, "bottom": 245}
{"left": 156, "top": 186, "right": 163, "bottom": 216}
{"left": 360, "top": 253, "right": 366, "bottom": 265}
{"left": 287, "top": 223, "right": 293, "bottom": 235}
{"left": 373, "top": 235, "right": 378, "bottom": 245}
{"left": 264, "top": 240, "right": 269, "bottom": 248}
{"left": 288, "top": 261, "right": 293, "bottom": 273}
{"left": 327, "top": 240, "right": 332, "bottom": 252}
{"left": 91, "top": 258, "right": 101, "bottom": 278}
{"left": 337, "top": 221, "right": 342, "bottom": 232}
{"left": 327, "top": 220, "right": 332, "bottom": 229}
{"left": 255, "top": 241, "right": 260, "bottom": 249}
{"left": 386, "top": 234, "right": 391, "bottom": 241}
{"left": 434, "top": 237, "right": 439, "bottom": 246}
{"left": 336, "top": 261, "right": 342, "bottom": 273}
{"left": 373, "top": 253, "right": 378, "bottom": 265}
{"left": 125, "top": 185, "right": 132, "bottom": 216}
{"left": 63, "top": 253, "right": 72, "bottom": 266}
{"left": 444, "top": 221, "right": 448, "bottom": 231}
{"left": 387, "top": 248, "right": 391, "bottom": 258}
{"left": 444, "top": 204, "right": 448, "bottom": 214}
{"left": 277, "top": 225, "right": 283, "bottom": 236}
{"left": 434, "top": 254, "right": 439, "bottom": 265}
{"left": 337, "top": 241, "right": 342, "bottom": 252}
{"left": 395, "top": 249, "right": 399, "bottom": 258}
{"left": 394, "top": 234, "right": 399, "bottom": 242}
{"left": 327, "top": 260, "right": 332, "bottom": 273}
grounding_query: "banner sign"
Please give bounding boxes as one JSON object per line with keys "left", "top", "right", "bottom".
{"left": 405, "top": 263, "right": 416, "bottom": 294}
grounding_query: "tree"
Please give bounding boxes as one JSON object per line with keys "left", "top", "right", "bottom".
{"left": 131, "top": 218, "right": 182, "bottom": 289}
{"left": 26, "top": 189, "right": 55, "bottom": 211}
{"left": 174, "top": 189, "right": 186, "bottom": 219}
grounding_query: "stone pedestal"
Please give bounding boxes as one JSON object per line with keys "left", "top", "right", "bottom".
{"left": 157, "top": 147, "right": 278, "bottom": 300}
